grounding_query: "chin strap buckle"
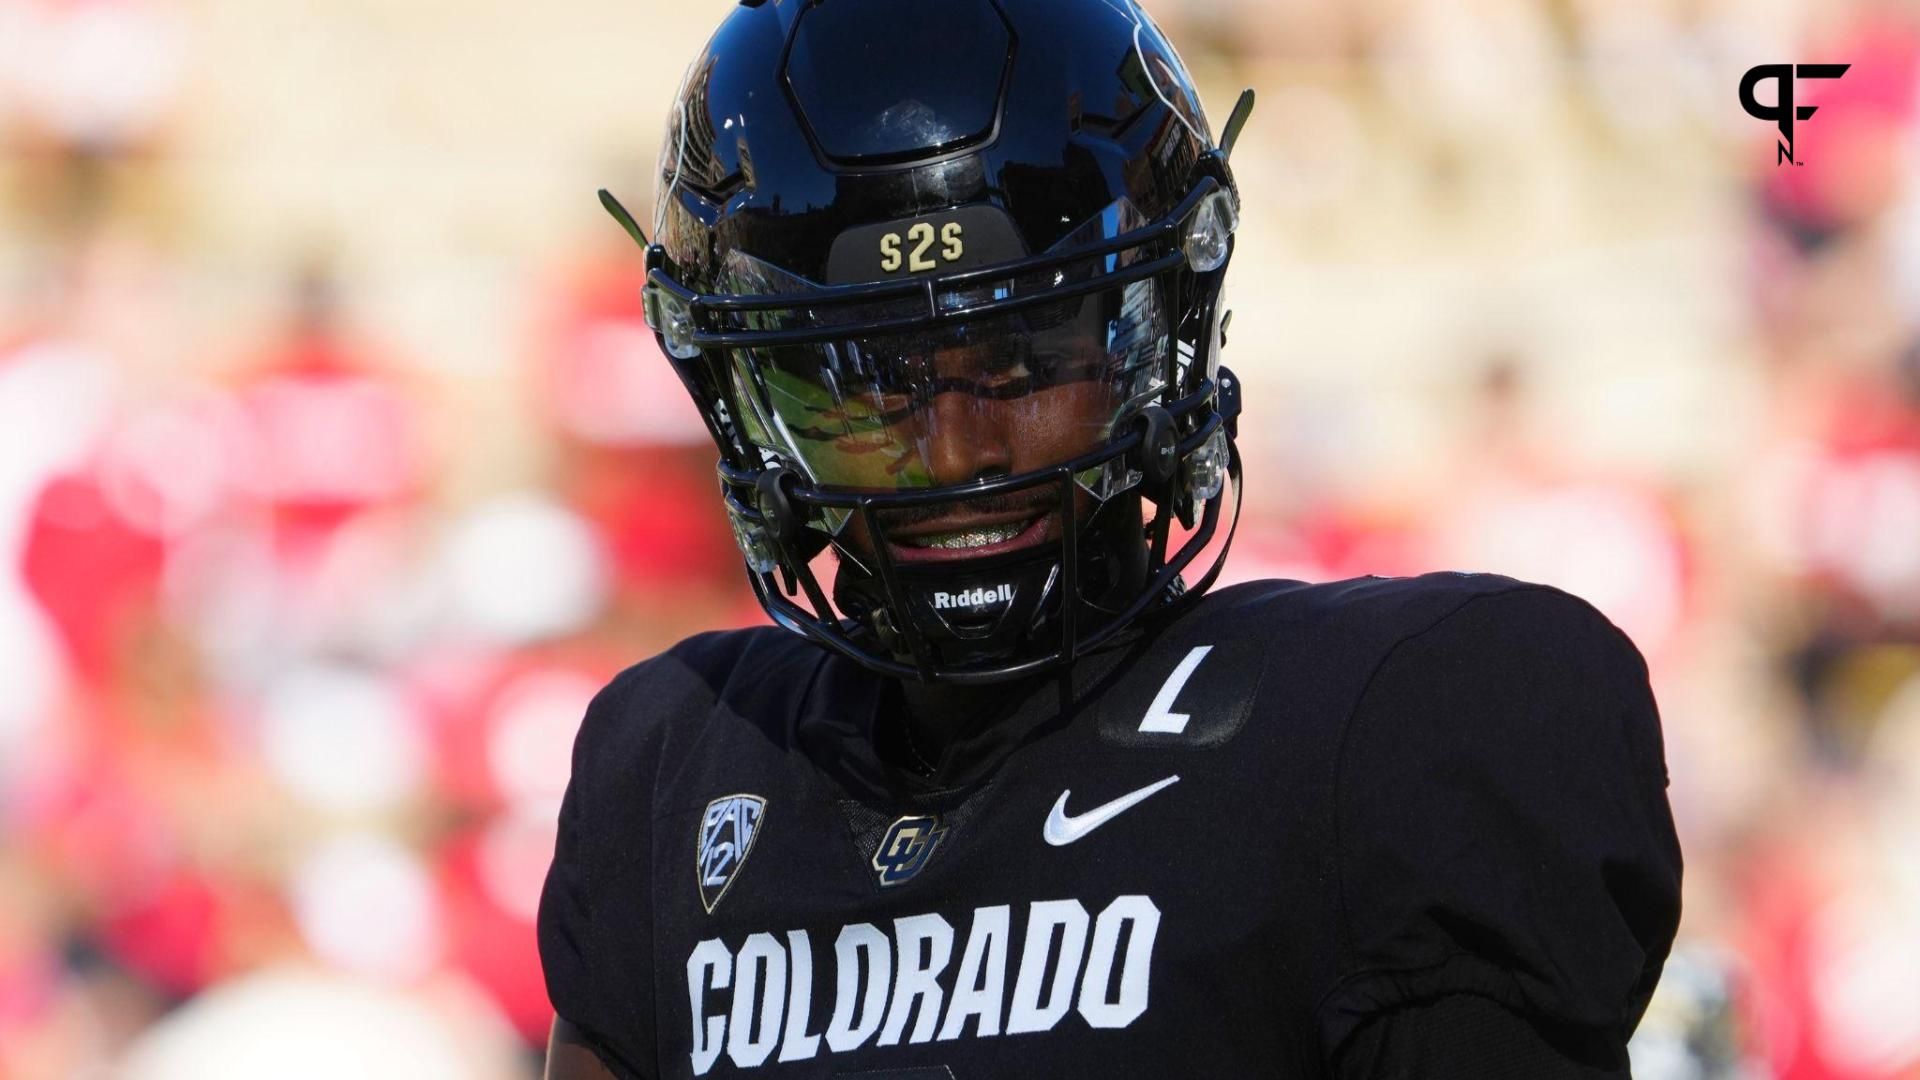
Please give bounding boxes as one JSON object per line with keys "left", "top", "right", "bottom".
{"left": 1131, "top": 405, "right": 1179, "bottom": 489}
{"left": 1216, "top": 365, "right": 1243, "bottom": 440}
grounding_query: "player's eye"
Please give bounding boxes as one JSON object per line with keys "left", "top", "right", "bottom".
{"left": 977, "top": 349, "right": 1031, "bottom": 390}
{"left": 1029, "top": 344, "right": 1115, "bottom": 390}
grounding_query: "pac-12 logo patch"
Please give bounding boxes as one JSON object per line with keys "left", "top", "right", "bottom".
{"left": 697, "top": 794, "right": 765, "bottom": 913}
{"left": 873, "top": 814, "right": 947, "bottom": 888}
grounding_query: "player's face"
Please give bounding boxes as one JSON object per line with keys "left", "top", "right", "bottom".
{"left": 837, "top": 339, "right": 1114, "bottom": 566}
{"left": 724, "top": 279, "right": 1170, "bottom": 563}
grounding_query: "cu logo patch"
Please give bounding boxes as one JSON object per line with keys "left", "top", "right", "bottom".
{"left": 873, "top": 815, "right": 947, "bottom": 887}
{"left": 698, "top": 794, "right": 766, "bottom": 913}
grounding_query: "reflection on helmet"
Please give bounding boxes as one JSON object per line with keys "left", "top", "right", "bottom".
{"left": 729, "top": 277, "right": 1167, "bottom": 500}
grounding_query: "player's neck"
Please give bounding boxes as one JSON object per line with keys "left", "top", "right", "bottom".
{"left": 889, "top": 673, "right": 1049, "bottom": 779}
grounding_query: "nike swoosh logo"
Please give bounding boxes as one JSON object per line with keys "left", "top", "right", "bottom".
{"left": 1043, "top": 775, "right": 1180, "bottom": 847}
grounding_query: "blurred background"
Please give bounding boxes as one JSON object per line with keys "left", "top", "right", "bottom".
{"left": 1, "top": 0, "right": 1918, "bottom": 1076}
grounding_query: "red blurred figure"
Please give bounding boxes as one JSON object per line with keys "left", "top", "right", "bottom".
{"left": 16, "top": 470, "right": 294, "bottom": 1003}
{"left": 407, "top": 645, "right": 625, "bottom": 1041}
{"left": 1737, "top": 793, "right": 1920, "bottom": 1079}
{"left": 1762, "top": 366, "right": 1920, "bottom": 631}
{"left": 228, "top": 263, "right": 431, "bottom": 564}
{"left": 435, "top": 817, "right": 557, "bottom": 1044}
{"left": 529, "top": 248, "right": 756, "bottom": 634}
{"left": 20, "top": 473, "right": 163, "bottom": 685}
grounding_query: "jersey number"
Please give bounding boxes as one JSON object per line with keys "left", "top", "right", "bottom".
{"left": 880, "top": 222, "right": 965, "bottom": 273}
{"left": 1139, "top": 645, "right": 1213, "bottom": 734}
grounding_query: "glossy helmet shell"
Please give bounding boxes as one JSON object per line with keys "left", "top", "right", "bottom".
{"left": 632, "top": 0, "right": 1245, "bottom": 682}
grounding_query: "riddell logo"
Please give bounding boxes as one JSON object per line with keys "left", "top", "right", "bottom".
{"left": 1740, "top": 63, "right": 1851, "bottom": 165}
{"left": 932, "top": 584, "right": 1013, "bottom": 610}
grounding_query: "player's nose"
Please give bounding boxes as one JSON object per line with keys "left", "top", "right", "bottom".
{"left": 923, "top": 389, "right": 1012, "bottom": 487}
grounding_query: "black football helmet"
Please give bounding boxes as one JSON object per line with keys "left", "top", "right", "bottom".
{"left": 609, "top": 0, "right": 1253, "bottom": 683}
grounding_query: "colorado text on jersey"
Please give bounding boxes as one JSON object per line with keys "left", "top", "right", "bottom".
{"left": 684, "top": 897, "right": 1159, "bottom": 1075}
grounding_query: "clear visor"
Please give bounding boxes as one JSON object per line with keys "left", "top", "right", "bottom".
{"left": 726, "top": 275, "right": 1170, "bottom": 495}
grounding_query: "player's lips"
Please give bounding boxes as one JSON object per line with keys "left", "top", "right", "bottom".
{"left": 885, "top": 509, "right": 1053, "bottom": 564}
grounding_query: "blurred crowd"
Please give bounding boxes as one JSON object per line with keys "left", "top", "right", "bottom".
{"left": 2, "top": 0, "right": 1919, "bottom": 1077}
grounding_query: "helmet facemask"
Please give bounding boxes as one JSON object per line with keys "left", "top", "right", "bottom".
{"left": 633, "top": 180, "right": 1244, "bottom": 683}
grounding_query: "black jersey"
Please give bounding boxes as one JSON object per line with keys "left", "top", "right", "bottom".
{"left": 539, "top": 573, "right": 1682, "bottom": 1079}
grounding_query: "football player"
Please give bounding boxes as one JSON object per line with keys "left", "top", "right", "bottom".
{"left": 540, "top": 0, "right": 1683, "bottom": 1076}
